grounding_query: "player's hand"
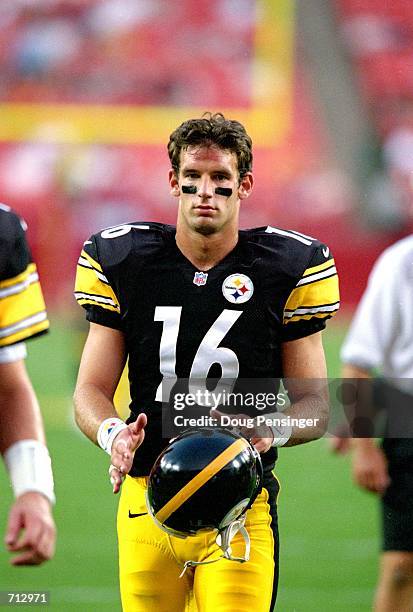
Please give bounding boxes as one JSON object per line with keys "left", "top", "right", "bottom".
{"left": 328, "top": 424, "right": 352, "bottom": 454}
{"left": 352, "top": 445, "right": 390, "bottom": 495}
{"left": 109, "top": 413, "right": 147, "bottom": 494}
{"left": 5, "top": 492, "right": 56, "bottom": 566}
{"left": 329, "top": 436, "right": 352, "bottom": 454}
{"left": 210, "top": 409, "right": 274, "bottom": 453}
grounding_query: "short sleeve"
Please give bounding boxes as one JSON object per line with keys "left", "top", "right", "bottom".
{"left": 340, "top": 249, "right": 397, "bottom": 370}
{"left": 281, "top": 243, "right": 340, "bottom": 342}
{"left": 0, "top": 211, "right": 49, "bottom": 347}
{"left": 74, "top": 236, "right": 123, "bottom": 330}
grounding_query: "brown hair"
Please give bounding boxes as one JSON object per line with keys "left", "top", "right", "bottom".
{"left": 168, "top": 112, "right": 253, "bottom": 179}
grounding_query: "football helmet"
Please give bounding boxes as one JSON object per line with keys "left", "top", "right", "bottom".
{"left": 145, "top": 428, "right": 263, "bottom": 571}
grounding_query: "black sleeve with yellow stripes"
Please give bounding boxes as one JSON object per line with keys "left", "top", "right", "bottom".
{"left": 74, "top": 235, "right": 122, "bottom": 330}
{"left": 0, "top": 209, "right": 49, "bottom": 347}
{"left": 0, "top": 213, "right": 29, "bottom": 280}
{"left": 281, "top": 242, "right": 340, "bottom": 342}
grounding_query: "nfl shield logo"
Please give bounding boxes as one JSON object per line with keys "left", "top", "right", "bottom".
{"left": 193, "top": 271, "right": 208, "bottom": 286}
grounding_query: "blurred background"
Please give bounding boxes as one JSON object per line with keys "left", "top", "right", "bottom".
{"left": 1, "top": 0, "right": 412, "bottom": 610}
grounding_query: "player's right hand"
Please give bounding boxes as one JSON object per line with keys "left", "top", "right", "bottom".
{"left": 352, "top": 444, "right": 390, "bottom": 495}
{"left": 5, "top": 492, "right": 56, "bottom": 566}
{"left": 109, "top": 413, "right": 147, "bottom": 494}
{"left": 210, "top": 408, "right": 274, "bottom": 453}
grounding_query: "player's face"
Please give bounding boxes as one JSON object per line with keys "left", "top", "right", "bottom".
{"left": 170, "top": 145, "right": 253, "bottom": 236}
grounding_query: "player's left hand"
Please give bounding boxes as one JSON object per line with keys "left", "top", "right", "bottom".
{"left": 5, "top": 491, "right": 56, "bottom": 566}
{"left": 109, "top": 413, "right": 147, "bottom": 494}
{"left": 210, "top": 409, "right": 274, "bottom": 453}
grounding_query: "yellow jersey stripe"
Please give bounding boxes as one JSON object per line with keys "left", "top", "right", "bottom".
{"left": 0, "top": 271, "right": 39, "bottom": 300}
{"left": 284, "top": 301, "right": 340, "bottom": 316}
{"left": 0, "top": 262, "right": 36, "bottom": 290}
{"left": 0, "top": 316, "right": 48, "bottom": 347}
{"left": 302, "top": 258, "right": 335, "bottom": 277}
{"left": 284, "top": 275, "right": 339, "bottom": 325}
{"left": 0, "top": 310, "right": 47, "bottom": 336}
{"left": 297, "top": 265, "right": 337, "bottom": 287}
{"left": 75, "top": 296, "right": 120, "bottom": 313}
{"left": 75, "top": 265, "right": 120, "bottom": 312}
{"left": 80, "top": 249, "right": 103, "bottom": 273}
{"left": 286, "top": 275, "right": 339, "bottom": 309}
{"left": 285, "top": 310, "right": 339, "bottom": 324}
{"left": 0, "top": 280, "right": 48, "bottom": 328}
{"left": 155, "top": 438, "right": 248, "bottom": 525}
{"left": 284, "top": 303, "right": 340, "bottom": 323}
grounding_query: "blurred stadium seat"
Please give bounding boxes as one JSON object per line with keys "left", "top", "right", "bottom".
{"left": 0, "top": 0, "right": 406, "bottom": 310}
{"left": 336, "top": 0, "right": 413, "bottom": 132}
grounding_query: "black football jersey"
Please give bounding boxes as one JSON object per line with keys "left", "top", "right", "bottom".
{"left": 0, "top": 204, "right": 49, "bottom": 347}
{"left": 75, "top": 222, "right": 339, "bottom": 475}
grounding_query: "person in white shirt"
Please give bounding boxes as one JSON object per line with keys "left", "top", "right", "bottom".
{"left": 335, "top": 235, "right": 413, "bottom": 611}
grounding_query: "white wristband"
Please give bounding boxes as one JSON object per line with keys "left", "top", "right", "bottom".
{"left": 0, "top": 342, "right": 27, "bottom": 364}
{"left": 97, "top": 417, "right": 127, "bottom": 455}
{"left": 267, "top": 412, "right": 293, "bottom": 447}
{"left": 4, "top": 439, "right": 55, "bottom": 505}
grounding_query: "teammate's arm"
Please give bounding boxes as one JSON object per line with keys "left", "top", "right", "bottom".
{"left": 0, "top": 357, "right": 55, "bottom": 566}
{"left": 73, "top": 323, "right": 146, "bottom": 493}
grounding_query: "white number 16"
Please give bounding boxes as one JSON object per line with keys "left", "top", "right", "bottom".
{"left": 154, "top": 306, "right": 242, "bottom": 402}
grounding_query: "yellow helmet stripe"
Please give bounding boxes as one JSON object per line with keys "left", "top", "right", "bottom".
{"left": 155, "top": 437, "right": 248, "bottom": 525}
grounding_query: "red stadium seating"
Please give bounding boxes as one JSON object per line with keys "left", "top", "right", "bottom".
{"left": 0, "top": 1, "right": 399, "bottom": 307}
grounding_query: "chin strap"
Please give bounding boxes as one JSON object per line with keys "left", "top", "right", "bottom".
{"left": 219, "top": 517, "right": 251, "bottom": 562}
{"left": 178, "top": 516, "right": 250, "bottom": 578}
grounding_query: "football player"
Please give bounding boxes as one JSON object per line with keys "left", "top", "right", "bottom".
{"left": 74, "top": 113, "right": 339, "bottom": 611}
{"left": 0, "top": 204, "right": 55, "bottom": 565}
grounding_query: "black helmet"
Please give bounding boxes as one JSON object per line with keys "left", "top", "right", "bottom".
{"left": 146, "top": 428, "right": 263, "bottom": 539}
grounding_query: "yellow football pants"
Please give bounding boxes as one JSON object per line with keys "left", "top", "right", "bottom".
{"left": 117, "top": 475, "right": 279, "bottom": 612}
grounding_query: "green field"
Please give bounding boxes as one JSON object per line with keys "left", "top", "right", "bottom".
{"left": 0, "top": 318, "right": 379, "bottom": 611}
